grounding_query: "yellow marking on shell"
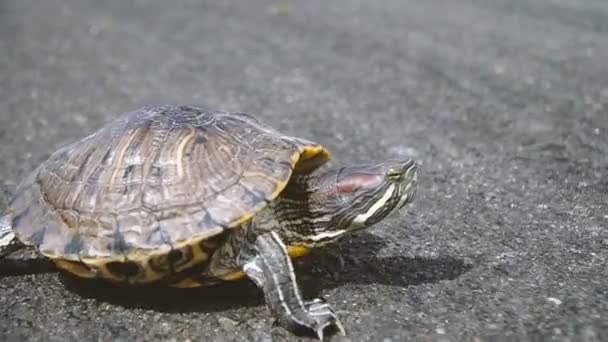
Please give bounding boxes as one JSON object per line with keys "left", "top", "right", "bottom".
{"left": 170, "top": 277, "right": 206, "bottom": 288}
{"left": 176, "top": 245, "right": 312, "bottom": 286}
{"left": 219, "top": 246, "right": 311, "bottom": 282}
{"left": 53, "top": 259, "right": 97, "bottom": 279}
{"left": 287, "top": 245, "right": 311, "bottom": 258}
{"left": 46, "top": 228, "right": 224, "bottom": 284}
{"left": 80, "top": 254, "right": 131, "bottom": 283}
{"left": 300, "top": 145, "right": 331, "bottom": 160}
{"left": 44, "top": 251, "right": 58, "bottom": 258}
{"left": 109, "top": 128, "right": 140, "bottom": 186}
{"left": 126, "top": 247, "right": 171, "bottom": 282}
{"left": 219, "top": 270, "right": 246, "bottom": 281}
{"left": 175, "top": 127, "right": 196, "bottom": 178}
{"left": 293, "top": 146, "right": 332, "bottom": 174}
{"left": 174, "top": 238, "right": 209, "bottom": 273}
{"left": 141, "top": 264, "right": 167, "bottom": 282}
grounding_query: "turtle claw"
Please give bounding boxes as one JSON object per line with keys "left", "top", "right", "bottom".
{"left": 304, "top": 298, "right": 346, "bottom": 340}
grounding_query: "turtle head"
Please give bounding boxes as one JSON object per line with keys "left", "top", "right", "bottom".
{"left": 332, "top": 159, "right": 417, "bottom": 228}
{"left": 299, "top": 159, "right": 417, "bottom": 245}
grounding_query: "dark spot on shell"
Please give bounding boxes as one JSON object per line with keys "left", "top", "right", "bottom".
{"left": 35, "top": 180, "right": 51, "bottom": 204}
{"left": 168, "top": 249, "right": 183, "bottom": 264}
{"left": 100, "top": 148, "right": 113, "bottom": 166}
{"left": 195, "top": 135, "right": 207, "bottom": 144}
{"left": 214, "top": 121, "right": 227, "bottom": 131}
{"left": 123, "top": 165, "right": 135, "bottom": 181}
{"left": 63, "top": 234, "right": 84, "bottom": 255}
{"left": 258, "top": 156, "right": 275, "bottom": 168}
{"left": 149, "top": 256, "right": 169, "bottom": 274}
{"left": 199, "top": 232, "right": 226, "bottom": 254}
{"left": 87, "top": 158, "right": 106, "bottom": 183}
{"left": 170, "top": 245, "right": 195, "bottom": 272}
{"left": 178, "top": 105, "right": 193, "bottom": 111}
{"left": 106, "top": 260, "right": 140, "bottom": 278}
{"left": 147, "top": 225, "right": 171, "bottom": 246}
{"left": 11, "top": 207, "right": 31, "bottom": 228}
{"left": 150, "top": 166, "right": 162, "bottom": 178}
{"left": 240, "top": 186, "right": 268, "bottom": 206}
{"left": 145, "top": 167, "right": 163, "bottom": 190}
{"left": 176, "top": 105, "right": 205, "bottom": 119}
{"left": 198, "top": 211, "right": 221, "bottom": 230}
{"left": 59, "top": 210, "right": 79, "bottom": 228}
{"left": 135, "top": 116, "right": 154, "bottom": 130}
{"left": 110, "top": 230, "right": 130, "bottom": 253}
{"left": 195, "top": 126, "right": 208, "bottom": 144}
{"left": 27, "top": 226, "right": 47, "bottom": 246}
{"left": 56, "top": 149, "right": 70, "bottom": 160}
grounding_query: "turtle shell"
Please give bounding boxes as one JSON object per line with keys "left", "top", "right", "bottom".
{"left": 8, "top": 105, "right": 330, "bottom": 284}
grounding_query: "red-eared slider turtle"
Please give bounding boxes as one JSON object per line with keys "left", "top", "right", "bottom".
{"left": 0, "top": 105, "right": 417, "bottom": 339}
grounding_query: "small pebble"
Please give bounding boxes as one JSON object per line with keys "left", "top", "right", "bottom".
{"left": 218, "top": 316, "right": 239, "bottom": 331}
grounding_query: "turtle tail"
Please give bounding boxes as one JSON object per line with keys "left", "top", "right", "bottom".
{"left": 0, "top": 215, "right": 23, "bottom": 259}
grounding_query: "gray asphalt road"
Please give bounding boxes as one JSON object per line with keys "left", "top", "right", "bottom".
{"left": 1, "top": 0, "right": 607, "bottom": 341}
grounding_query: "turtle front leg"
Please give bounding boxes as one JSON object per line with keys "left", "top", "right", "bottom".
{"left": 243, "top": 231, "right": 345, "bottom": 340}
{"left": 0, "top": 215, "right": 23, "bottom": 259}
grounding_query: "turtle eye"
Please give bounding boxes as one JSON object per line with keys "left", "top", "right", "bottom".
{"left": 385, "top": 168, "right": 401, "bottom": 179}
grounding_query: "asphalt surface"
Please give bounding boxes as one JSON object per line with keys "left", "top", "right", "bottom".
{"left": 1, "top": 0, "right": 607, "bottom": 341}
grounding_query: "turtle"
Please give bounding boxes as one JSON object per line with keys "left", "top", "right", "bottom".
{"left": 0, "top": 105, "right": 417, "bottom": 339}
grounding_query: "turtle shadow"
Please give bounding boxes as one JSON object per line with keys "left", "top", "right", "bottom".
{"left": 60, "top": 273, "right": 265, "bottom": 313}
{"left": 57, "top": 232, "right": 471, "bottom": 314}
{"left": 0, "top": 258, "right": 56, "bottom": 276}
{"left": 0, "top": 249, "right": 56, "bottom": 276}
{"left": 296, "top": 232, "right": 472, "bottom": 297}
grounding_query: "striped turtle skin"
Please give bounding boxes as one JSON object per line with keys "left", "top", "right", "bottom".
{"left": 0, "top": 105, "right": 417, "bottom": 339}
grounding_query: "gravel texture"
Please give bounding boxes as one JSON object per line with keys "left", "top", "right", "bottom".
{"left": 1, "top": 0, "right": 607, "bottom": 341}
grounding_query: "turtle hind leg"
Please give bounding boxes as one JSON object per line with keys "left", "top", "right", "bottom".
{"left": 0, "top": 215, "right": 23, "bottom": 259}
{"left": 243, "top": 231, "right": 345, "bottom": 340}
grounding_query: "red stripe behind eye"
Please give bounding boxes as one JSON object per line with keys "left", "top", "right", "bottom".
{"left": 336, "top": 174, "right": 383, "bottom": 195}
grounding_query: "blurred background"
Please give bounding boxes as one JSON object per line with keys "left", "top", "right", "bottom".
{"left": 1, "top": 0, "right": 607, "bottom": 341}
